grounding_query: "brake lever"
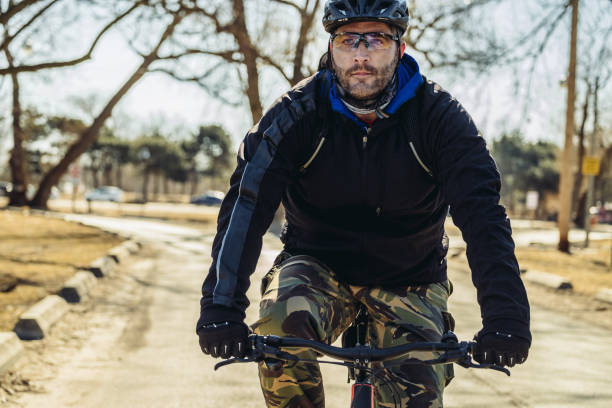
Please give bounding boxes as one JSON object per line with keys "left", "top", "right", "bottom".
{"left": 214, "top": 355, "right": 258, "bottom": 370}
{"left": 258, "top": 344, "right": 301, "bottom": 363}
{"left": 456, "top": 356, "right": 511, "bottom": 376}
{"left": 214, "top": 343, "right": 301, "bottom": 371}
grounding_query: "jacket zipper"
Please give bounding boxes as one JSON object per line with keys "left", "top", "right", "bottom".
{"left": 361, "top": 127, "right": 371, "bottom": 255}
{"left": 361, "top": 127, "right": 371, "bottom": 196}
{"left": 361, "top": 127, "right": 384, "bottom": 217}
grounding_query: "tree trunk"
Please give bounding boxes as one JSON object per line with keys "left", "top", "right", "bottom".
{"left": 232, "top": 0, "right": 263, "bottom": 123}
{"left": 190, "top": 171, "right": 199, "bottom": 196}
{"left": 91, "top": 168, "right": 100, "bottom": 188}
{"left": 163, "top": 176, "right": 169, "bottom": 195}
{"left": 115, "top": 165, "right": 122, "bottom": 189}
{"left": 574, "top": 191, "right": 587, "bottom": 228}
{"left": 557, "top": 0, "right": 579, "bottom": 253}
{"left": 29, "top": 12, "right": 184, "bottom": 209}
{"left": 142, "top": 167, "right": 149, "bottom": 203}
{"left": 103, "top": 163, "right": 113, "bottom": 186}
{"left": 291, "top": 1, "right": 320, "bottom": 86}
{"left": 152, "top": 171, "right": 159, "bottom": 201}
{"left": 6, "top": 49, "right": 29, "bottom": 206}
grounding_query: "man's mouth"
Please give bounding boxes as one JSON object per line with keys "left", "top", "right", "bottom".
{"left": 351, "top": 71, "right": 373, "bottom": 77}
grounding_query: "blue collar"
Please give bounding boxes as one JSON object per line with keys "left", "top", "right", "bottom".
{"left": 322, "top": 54, "right": 423, "bottom": 129}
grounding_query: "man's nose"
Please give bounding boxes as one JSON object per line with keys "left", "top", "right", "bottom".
{"left": 352, "top": 43, "right": 370, "bottom": 63}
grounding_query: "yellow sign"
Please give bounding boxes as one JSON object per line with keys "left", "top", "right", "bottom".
{"left": 582, "top": 156, "right": 600, "bottom": 176}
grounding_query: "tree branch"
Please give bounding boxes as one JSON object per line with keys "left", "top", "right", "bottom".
{"left": 0, "top": 0, "right": 43, "bottom": 26}
{"left": 150, "top": 60, "right": 225, "bottom": 82}
{"left": 31, "top": 8, "right": 187, "bottom": 208}
{"left": 0, "top": 0, "right": 60, "bottom": 53}
{"left": 258, "top": 53, "right": 291, "bottom": 83}
{"left": 197, "top": 6, "right": 233, "bottom": 34}
{"left": 0, "top": 0, "right": 144, "bottom": 75}
{"left": 157, "top": 48, "right": 242, "bottom": 63}
{"left": 151, "top": 63, "right": 241, "bottom": 107}
{"left": 270, "top": 0, "right": 302, "bottom": 14}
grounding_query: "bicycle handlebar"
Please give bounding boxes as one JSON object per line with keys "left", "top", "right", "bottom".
{"left": 214, "top": 333, "right": 510, "bottom": 376}
{"left": 256, "top": 335, "right": 470, "bottom": 362}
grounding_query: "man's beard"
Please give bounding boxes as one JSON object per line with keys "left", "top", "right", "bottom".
{"left": 333, "top": 53, "right": 398, "bottom": 109}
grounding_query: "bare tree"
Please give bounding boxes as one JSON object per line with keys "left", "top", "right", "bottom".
{"left": 0, "top": 1, "right": 144, "bottom": 75}
{"left": 149, "top": 0, "right": 322, "bottom": 124}
{"left": 1, "top": 0, "right": 144, "bottom": 206}
{"left": 5, "top": 47, "right": 29, "bottom": 205}
{"left": 30, "top": 4, "right": 190, "bottom": 208}
{"left": 407, "top": 0, "right": 611, "bottom": 252}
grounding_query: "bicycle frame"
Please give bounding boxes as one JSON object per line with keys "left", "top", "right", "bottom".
{"left": 351, "top": 383, "right": 375, "bottom": 408}
{"left": 347, "top": 304, "right": 376, "bottom": 408}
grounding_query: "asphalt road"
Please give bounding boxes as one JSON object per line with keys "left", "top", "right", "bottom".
{"left": 9, "top": 215, "right": 612, "bottom": 407}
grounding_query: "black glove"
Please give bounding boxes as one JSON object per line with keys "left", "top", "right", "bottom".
{"left": 473, "top": 331, "right": 530, "bottom": 367}
{"left": 197, "top": 321, "right": 250, "bottom": 359}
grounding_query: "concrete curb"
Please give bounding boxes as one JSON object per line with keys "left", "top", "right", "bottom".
{"left": 87, "top": 255, "right": 117, "bottom": 278}
{"left": 13, "top": 295, "right": 69, "bottom": 340}
{"left": 0, "top": 332, "right": 23, "bottom": 375}
{"left": 0, "top": 212, "right": 145, "bottom": 375}
{"left": 58, "top": 271, "right": 98, "bottom": 303}
{"left": 108, "top": 245, "right": 130, "bottom": 264}
{"left": 521, "top": 270, "right": 573, "bottom": 290}
{"left": 595, "top": 289, "right": 612, "bottom": 304}
{"left": 122, "top": 240, "right": 141, "bottom": 254}
{"left": 107, "top": 239, "right": 141, "bottom": 262}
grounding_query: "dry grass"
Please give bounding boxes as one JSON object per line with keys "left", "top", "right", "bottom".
{"left": 0, "top": 210, "right": 122, "bottom": 331}
{"left": 516, "top": 240, "right": 612, "bottom": 295}
{"left": 444, "top": 218, "right": 612, "bottom": 295}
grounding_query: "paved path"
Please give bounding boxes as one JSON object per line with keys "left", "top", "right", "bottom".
{"left": 10, "top": 215, "right": 612, "bottom": 407}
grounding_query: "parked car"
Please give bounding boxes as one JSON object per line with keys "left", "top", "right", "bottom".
{"left": 190, "top": 191, "right": 225, "bottom": 206}
{"left": 0, "top": 181, "right": 11, "bottom": 196}
{"left": 591, "top": 206, "right": 612, "bottom": 225}
{"left": 85, "top": 186, "right": 124, "bottom": 202}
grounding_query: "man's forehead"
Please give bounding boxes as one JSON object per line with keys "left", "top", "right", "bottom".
{"left": 335, "top": 21, "right": 393, "bottom": 34}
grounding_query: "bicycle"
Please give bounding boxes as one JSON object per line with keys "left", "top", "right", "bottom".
{"left": 215, "top": 329, "right": 510, "bottom": 408}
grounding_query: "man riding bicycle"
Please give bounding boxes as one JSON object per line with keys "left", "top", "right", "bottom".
{"left": 197, "top": 1, "right": 531, "bottom": 407}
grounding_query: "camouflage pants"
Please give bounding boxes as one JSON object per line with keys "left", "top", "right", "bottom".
{"left": 252, "top": 254, "right": 454, "bottom": 408}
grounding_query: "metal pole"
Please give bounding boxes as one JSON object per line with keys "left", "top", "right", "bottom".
{"left": 558, "top": 0, "right": 580, "bottom": 252}
{"left": 584, "top": 77, "right": 600, "bottom": 248}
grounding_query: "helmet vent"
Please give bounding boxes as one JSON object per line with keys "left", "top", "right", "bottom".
{"left": 322, "top": 0, "right": 409, "bottom": 34}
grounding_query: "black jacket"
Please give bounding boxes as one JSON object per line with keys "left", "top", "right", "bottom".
{"left": 198, "top": 56, "right": 531, "bottom": 342}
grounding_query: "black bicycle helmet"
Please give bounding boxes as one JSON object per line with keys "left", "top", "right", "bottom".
{"left": 322, "top": 0, "right": 409, "bottom": 34}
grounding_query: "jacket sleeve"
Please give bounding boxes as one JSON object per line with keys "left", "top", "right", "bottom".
{"left": 197, "top": 87, "right": 317, "bottom": 327}
{"left": 422, "top": 80, "right": 531, "bottom": 342}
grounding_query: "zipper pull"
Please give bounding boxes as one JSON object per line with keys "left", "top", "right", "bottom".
{"left": 362, "top": 128, "right": 371, "bottom": 150}
{"left": 376, "top": 207, "right": 382, "bottom": 216}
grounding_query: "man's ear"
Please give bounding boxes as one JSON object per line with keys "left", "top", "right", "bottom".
{"left": 400, "top": 41, "right": 406, "bottom": 56}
